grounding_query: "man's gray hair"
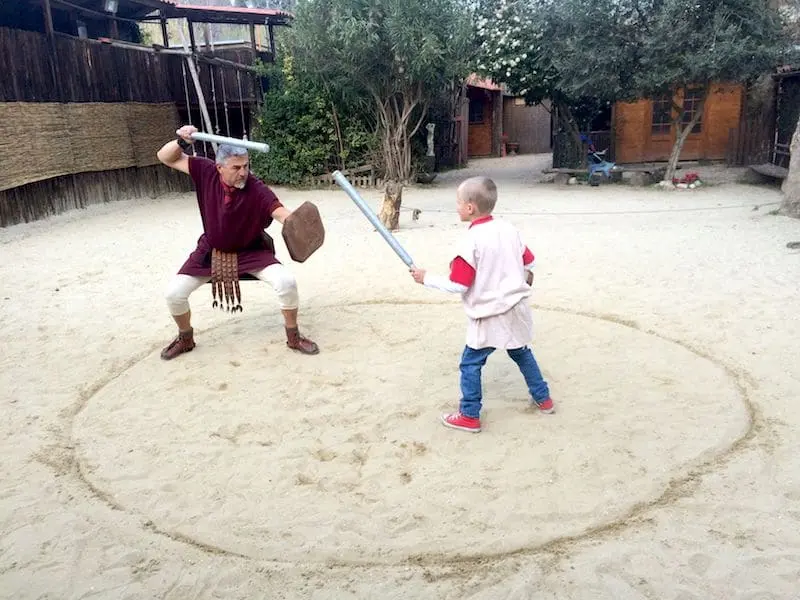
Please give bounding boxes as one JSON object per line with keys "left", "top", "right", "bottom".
{"left": 215, "top": 144, "right": 249, "bottom": 165}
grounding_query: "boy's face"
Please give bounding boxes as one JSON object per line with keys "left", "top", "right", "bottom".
{"left": 456, "top": 192, "right": 475, "bottom": 222}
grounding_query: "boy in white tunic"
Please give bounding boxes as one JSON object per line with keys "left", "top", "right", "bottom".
{"left": 410, "top": 176, "right": 553, "bottom": 432}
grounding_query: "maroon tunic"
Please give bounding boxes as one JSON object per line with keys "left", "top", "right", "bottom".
{"left": 178, "top": 156, "right": 284, "bottom": 277}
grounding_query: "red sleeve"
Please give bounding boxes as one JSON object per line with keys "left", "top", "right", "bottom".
{"left": 523, "top": 246, "right": 535, "bottom": 267}
{"left": 251, "top": 178, "right": 284, "bottom": 226}
{"left": 264, "top": 186, "right": 284, "bottom": 215}
{"left": 449, "top": 256, "right": 475, "bottom": 287}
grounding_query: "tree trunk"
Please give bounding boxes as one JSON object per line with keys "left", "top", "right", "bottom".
{"left": 373, "top": 88, "right": 427, "bottom": 229}
{"left": 555, "top": 101, "right": 586, "bottom": 167}
{"left": 379, "top": 180, "right": 403, "bottom": 230}
{"left": 780, "top": 115, "right": 800, "bottom": 218}
{"left": 663, "top": 89, "right": 707, "bottom": 182}
{"left": 330, "top": 99, "right": 345, "bottom": 172}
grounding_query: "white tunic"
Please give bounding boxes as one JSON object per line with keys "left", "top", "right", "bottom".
{"left": 425, "top": 218, "right": 535, "bottom": 350}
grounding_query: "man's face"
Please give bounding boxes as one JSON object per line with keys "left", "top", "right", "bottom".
{"left": 217, "top": 154, "right": 250, "bottom": 189}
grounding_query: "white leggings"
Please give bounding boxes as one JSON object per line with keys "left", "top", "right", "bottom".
{"left": 165, "top": 263, "right": 299, "bottom": 315}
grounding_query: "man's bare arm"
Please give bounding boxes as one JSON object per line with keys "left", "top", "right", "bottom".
{"left": 271, "top": 206, "right": 292, "bottom": 224}
{"left": 156, "top": 125, "right": 197, "bottom": 175}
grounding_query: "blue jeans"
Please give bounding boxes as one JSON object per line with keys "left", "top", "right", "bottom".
{"left": 458, "top": 345, "right": 550, "bottom": 419}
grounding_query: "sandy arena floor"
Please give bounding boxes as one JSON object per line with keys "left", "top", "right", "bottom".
{"left": 1, "top": 154, "right": 799, "bottom": 599}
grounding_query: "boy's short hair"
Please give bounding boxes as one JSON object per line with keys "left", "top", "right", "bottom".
{"left": 459, "top": 176, "right": 497, "bottom": 214}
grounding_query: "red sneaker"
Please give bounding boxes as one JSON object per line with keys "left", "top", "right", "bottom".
{"left": 441, "top": 412, "right": 481, "bottom": 433}
{"left": 535, "top": 398, "right": 555, "bottom": 414}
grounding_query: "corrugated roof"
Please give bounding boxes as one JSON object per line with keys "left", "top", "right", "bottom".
{"left": 158, "top": 3, "right": 293, "bottom": 25}
{"left": 466, "top": 74, "right": 501, "bottom": 91}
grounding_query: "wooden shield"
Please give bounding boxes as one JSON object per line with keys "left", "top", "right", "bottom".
{"left": 281, "top": 201, "right": 325, "bottom": 262}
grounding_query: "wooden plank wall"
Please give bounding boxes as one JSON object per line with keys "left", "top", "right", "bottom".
{"left": 502, "top": 98, "right": 552, "bottom": 154}
{"left": 614, "top": 84, "right": 744, "bottom": 164}
{"left": 0, "top": 27, "right": 255, "bottom": 105}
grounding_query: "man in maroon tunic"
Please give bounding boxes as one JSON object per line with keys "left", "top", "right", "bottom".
{"left": 156, "top": 125, "right": 319, "bottom": 359}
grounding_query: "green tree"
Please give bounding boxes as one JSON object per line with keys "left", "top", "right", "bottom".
{"left": 291, "top": 0, "right": 474, "bottom": 228}
{"left": 476, "top": 0, "right": 788, "bottom": 181}
{"left": 474, "top": 0, "right": 616, "bottom": 166}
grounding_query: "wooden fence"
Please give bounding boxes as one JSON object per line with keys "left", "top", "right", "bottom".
{"left": 0, "top": 27, "right": 257, "bottom": 105}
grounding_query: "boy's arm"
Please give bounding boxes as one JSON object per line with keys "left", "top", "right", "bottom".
{"left": 421, "top": 273, "right": 469, "bottom": 294}
{"left": 410, "top": 257, "right": 473, "bottom": 294}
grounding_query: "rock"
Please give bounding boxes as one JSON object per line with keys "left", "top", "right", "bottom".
{"left": 629, "top": 172, "right": 652, "bottom": 187}
{"left": 554, "top": 173, "right": 572, "bottom": 185}
{"left": 568, "top": 177, "right": 578, "bottom": 185}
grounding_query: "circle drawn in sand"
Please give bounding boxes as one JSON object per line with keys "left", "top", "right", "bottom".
{"left": 73, "top": 305, "right": 747, "bottom": 564}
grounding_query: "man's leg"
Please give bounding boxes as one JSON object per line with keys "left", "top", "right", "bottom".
{"left": 250, "top": 264, "right": 319, "bottom": 355}
{"left": 507, "top": 346, "right": 554, "bottom": 413}
{"left": 442, "top": 346, "right": 494, "bottom": 432}
{"left": 161, "top": 274, "right": 208, "bottom": 360}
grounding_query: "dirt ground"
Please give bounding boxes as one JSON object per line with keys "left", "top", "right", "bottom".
{"left": 1, "top": 153, "right": 799, "bottom": 599}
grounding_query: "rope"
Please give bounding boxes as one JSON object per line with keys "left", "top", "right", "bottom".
{"left": 398, "top": 201, "right": 782, "bottom": 217}
{"left": 180, "top": 60, "right": 196, "bottom": 157}
{"left": 190, "top": 55, "right": 208, "bottom": 157}
{"left": 221, "top": 65, "right": 231, "bottom": 137}
{"left": 237, "top": 70, "right": 247, "bottom": 138}
{"left": 210, "top": 64, "right": 220, "bottom": 135}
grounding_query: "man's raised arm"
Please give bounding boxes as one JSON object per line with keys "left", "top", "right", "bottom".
{"left": 156, "top": 125, "right": 197, "bottom": 175}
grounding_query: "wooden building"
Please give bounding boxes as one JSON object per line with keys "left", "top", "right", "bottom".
{"left": 613, "top": 84, "right": 744, "bottom": 164}
{"left": 465, "top": 75, "right": 503, "bottom": 158}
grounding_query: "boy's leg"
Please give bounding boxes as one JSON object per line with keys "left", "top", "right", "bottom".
{"left": 507, "top": 346, "right": 554, "bottom": 413}
{"left": 442, "top": 346, "right": 495, "bottom": 432}
{"left": 458, "top": 346, "right": 495, "bottom": 417}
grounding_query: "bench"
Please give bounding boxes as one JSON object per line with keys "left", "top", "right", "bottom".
{"left": 749, "top": 163, "right": 789, "bottom": 180}
{"left": 544, "top": 165, "right": 666, "bottom": 186}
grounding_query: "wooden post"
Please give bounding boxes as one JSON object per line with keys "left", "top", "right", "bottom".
{"left": 250, "top": 21, "right": 259, "bottom": 113}
{"left": 179, "top": 27, "right": 216, "bottom": 153}
{"left": 41, "top": 0, "right": 55, "bottom": 37}
{"left": 187, "top": 19, "right": 196, "bottom": 52}
{"left": 268, "top": 23, "right": 275, "bottom": 61}
{"left": 492, "top": 90, "right": 503, "bottom": 157}
{"left": 40, "top": 0, "right": 64, "bottom": 103}
{"left": 160, "top": 10, "right": 169, "bottom": 47}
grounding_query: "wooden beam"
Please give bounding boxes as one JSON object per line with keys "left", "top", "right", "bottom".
{"left": 96, "top": 37, "right": 261, "bottom": 74}
{"left": 134, "top": 0, "right": 170, "bottom": 8}
{"left": 187, "top": 19, "right": 196, "bottom": 53}
{"left": 249, "top": 21, "right": 257, "bottom": 53}
{"left": 160, "top": 10, "right": 169, "bottom": 47}
{"left": 41, "top": 0, "right": 55, "bottom": 37}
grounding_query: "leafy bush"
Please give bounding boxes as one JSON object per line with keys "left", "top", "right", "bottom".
{"left": 250, "top": 56, "right": 376, "bottom": 186}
